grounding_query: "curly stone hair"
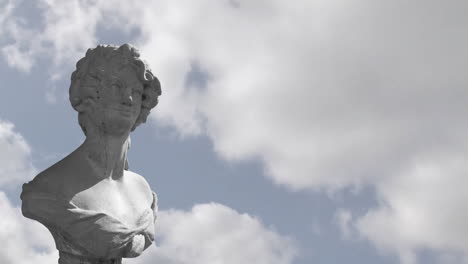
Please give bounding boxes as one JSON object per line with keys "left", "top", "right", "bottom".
{"left": 69, "top": 44, "right": 161, "bottom": 135}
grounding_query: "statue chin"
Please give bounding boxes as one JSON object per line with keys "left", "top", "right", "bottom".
{"left": 20, "top": 44, "right": 160, "bottom": 264}
{"left": 85, "top": 107, "right": 140, "bottom": 137}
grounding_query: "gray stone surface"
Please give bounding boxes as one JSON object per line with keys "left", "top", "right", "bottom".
{"left": 21, "top": 44, "right": 161, "bottom": 264}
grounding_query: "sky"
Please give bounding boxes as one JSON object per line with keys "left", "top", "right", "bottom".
{"left": 0, "top": 0, "right": 468, "bottom": 263}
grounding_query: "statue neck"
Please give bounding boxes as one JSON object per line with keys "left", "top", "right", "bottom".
{"left": 81, "top": 132, "right": 130, "bottom": 180}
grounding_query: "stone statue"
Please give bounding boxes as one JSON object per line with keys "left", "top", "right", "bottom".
{"left": 20, "top": 44, "right": 161, "bottom": 264}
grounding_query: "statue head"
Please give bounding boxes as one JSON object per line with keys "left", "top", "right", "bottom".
{"left": 69, "top": 44, "right": 161, "bottom": 136}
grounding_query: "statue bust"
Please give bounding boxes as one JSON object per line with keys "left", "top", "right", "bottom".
{"left": 20, "top": 44, "right": 161, "bottom": 264}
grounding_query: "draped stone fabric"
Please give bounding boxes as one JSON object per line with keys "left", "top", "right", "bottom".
{"left": 21, "top": 182, "right": 157, "bottom": 262}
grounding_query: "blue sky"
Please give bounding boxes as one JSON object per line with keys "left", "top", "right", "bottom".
{"left": 1, "top": 1, "right": 468, "bottom": 263}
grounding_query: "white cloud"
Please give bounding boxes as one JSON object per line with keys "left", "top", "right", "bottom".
{"left": 127, "top": 203, "right": 297, "bottom": 264}
{"left": 132, "top": 2, "right": 468, "bottom": 262}
{"left": 0, "top": 119, "right": 56, "bottom": 263}
{"left": 0, "top": 120, "right": 36, "bottom": 188}
{"left": 354, "top": 155, "right": 468, "bottom": 264}
{"left": 0, "top": 0, "right": 131, "bottom": 74}
{"left": 1, "top": 44, "right": 34, "bottom": 72}
{"left": 335, "top": 209, "right": 353, "bottom": 240}
{"left": 0, "top": 192, "right": 58, "bottom": 264}
{"left": 139, "top": 0, "right": 468, "bottom": 192}
{"left": 0, "top": 0, "right": 34, "bottom": 72}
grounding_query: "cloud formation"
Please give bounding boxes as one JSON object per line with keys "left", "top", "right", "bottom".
{"left": 0, "top": 192, "right": 58, "bottom": 264}
{"left": 2, "top": 0, "right": 468, "bottom": 263}
{"left": 0, "top": 120, "right": 57, "bottom": 263}
{"left": 128, "top": 203, "right": 297, "bottom": 264}
{"left": 355, "top": 155, "right": 468, "bottom": 264}
{"left": 0, "top": 119, "right": 36, "bottom": 187}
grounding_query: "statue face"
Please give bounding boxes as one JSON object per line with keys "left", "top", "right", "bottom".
{"left": 85, "top": 66, "right": 143, "bottom": 135}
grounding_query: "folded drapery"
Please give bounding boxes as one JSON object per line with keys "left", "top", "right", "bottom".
{"left": 58, "top": 251, "right": 123, "bottom": 264}
{"left": 21, "top": 182, "right": 157, "bottom": 260}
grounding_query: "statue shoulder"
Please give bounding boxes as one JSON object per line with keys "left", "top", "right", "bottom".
{"left": 23, "top": 152, "right": 82, "bottom": 197}
{"left": 24, "top": 165, "right": 63, "bottom": 195}
{"left": 20, "top": 158, "right": 73, "bottom": 222}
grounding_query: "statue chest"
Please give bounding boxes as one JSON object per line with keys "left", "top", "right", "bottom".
{"left": 71, "top": 179, "right": 152, "bottom": 226}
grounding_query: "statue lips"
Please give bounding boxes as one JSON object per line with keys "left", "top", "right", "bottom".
{"left": 109, "top": 106, "right": 136, "bottom": 117}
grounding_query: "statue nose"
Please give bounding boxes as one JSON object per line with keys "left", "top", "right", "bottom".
{"left": 122, "top": 95, "right": 133, "bottom": 106}
{"left": 122, "top": 91, "right": 133, "bottom": 106}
